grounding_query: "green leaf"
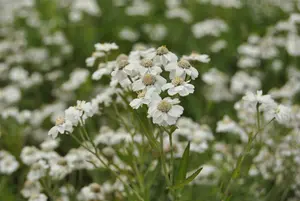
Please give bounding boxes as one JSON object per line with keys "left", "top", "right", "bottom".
{"left": 175, "top": 142, "right": 190, "bottom": 184}
{"left": 171, "top": 167, "right": 203, "bottom": 190}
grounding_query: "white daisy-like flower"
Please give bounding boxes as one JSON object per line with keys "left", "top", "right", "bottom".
{"left": 28, "top": 193, "right": 48, "bottom": 201}
{"left": 94, "top": 42, "right": 118, "bottom": 52}
{"left": 48, "top": 116, "right": 74, "bottom": 138}
{"left": 130, "top": 88, "right": 160, "bottom": 109}
{"left": 147, "top": 46, "right": 178, "bottom": 66}
{"left": 92, "top": 61, "right": 115, "bottom": 80}
{"left": 78, "top": 183, "right": 105, "bottom": 201}
{"left": 132, "top": 72, "right": 166, "bottom": 92}
{"left": 182, "top": 52, "right": 210, "bottom": 63}
{"left": 165, "top": 59, "right": 199, "bottom": 80}
{"left": 40, "top": 139, "right": 60, "bottom": 151}
{"left": 85, "top": 52, "right": 105, "bottom": 67}
{"left": 266, "top": 104, "right": 291, "bottom": 124}
{"left": 111, "top": 56, "right": 132, "bottom": 87}
{"left": 76, "top": 100, "right": 96, "bottom": 120}
{"left": 162, "top": 76, "right": 194, "bottom": 96}
{"left": 20, "top": 147, "right": 42, "bottom": 165}
{"left": 64, "top": 106, "right": 82, "bottom": 126}
{"left": 242, "top": 90, "right": 276, "bottom": 110}
{"left": 49, "top": 158, "right": 72, "bottom": 180}
{"left": 129, "top": 47, "right": 156, "bottom": 60}
{"left": 27, "top": 160, "right": 49, "bottom": 181}
{"left": 21, "top": 181, "right": 42, "bottom": 198}
{"left": 136, "top": 58, "right": 162, "bottom": 75}
{"left": 148, "top": 97, "right": 184, "bottom": 126}
{"left": 0, "top": 154, "right": 19, "bottom": 175}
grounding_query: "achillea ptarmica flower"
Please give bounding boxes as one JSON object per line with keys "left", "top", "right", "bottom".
{"left": 162, "top": 76, "right": 195, "bottom": 96}
{"left": 148, "top": 97, "right": 184, "bottom": 126}
{"left": 165, "top": 59, "right": 199, "bottom": 80}
{"left": 147, "top": 46, "right": 178, "bottom": 66}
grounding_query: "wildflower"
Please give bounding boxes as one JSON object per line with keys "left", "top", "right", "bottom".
{"left": 165, "top": 59, "right": 199, "bottom": 79}
{"left": 162, "top": 76, "right": 195, "bottom": 96}
{"left": 148, "top": 97, "right": 184, "bottom": 126}
{"left": 28, "top": 193, "right": 48, "bottom": 201}
{"left": 242, "top": 90, "right": 275, "bottom": 109}
{"left": 27, "top": 160, "right": 49, "bottom": 181}
{"left": 132, "top": 72, "right": 166, "bottom": 92}
{"left": 78, "top": 183, "right": 105, "bottom": 201}
{"left": 137, "top": 58, "right": 162, "bottom": 75}
{"left": 130, "top": 88, "right": 160, "bottom": 109}
{"left": 147, "top": 46, "right": 178, "bottom": 66}
{"left": 182, "top": 52, "right": 210, "bottom": 63}
{"left": 94, "top": 42, "right": 118, "bottom": 52}
{"left": 48, "top": 116, "right": 74, "bottom": 138}
{"left": 21, "top": 146, "right": 42, "bottom": 165}
{"left": 49, "top": 158, "right": 72, "bottom": 180}
{"left": 40, "top": 139, "right": 60, "bottom": 151}
{"left": 0, "top": 154, "right": 19, "bottom": 175}
{"left": 21, "top": 181, "right": 42, "bottom": 198}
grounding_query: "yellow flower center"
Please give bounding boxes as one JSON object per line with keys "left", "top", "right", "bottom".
{"left": 140, "top": 59, "right": 153, "bottom": 68}
{"left": 142, "top": 74, "right": 156, "bottom": 86}
{"left": 116, "top": 54, "right": 128, "bottom": 62}
{"left": 118, "top": 59, "right": 129, "bottom": 69}
{"left": 156, "top": 46, "right": 169, "bottom": 55}
{"left": 172, "top": 76, "right": 184, "bottom": 86}
{"left": 178, "top": 59, "right": 191, "bottom": 69}
{"left": 90, "top": 183, "right": 101, "bottom": 193}
{"left": 57, "top": 159, "right": 67, "bottom": 166}
{"left": 157, "top": 100, "right": 172, "bottom": 113}
{"left": 55, "top": 117, "right": 65, "bottom": 126}
{"left": 137, "top": 90, "right": 147, "bottom": 98}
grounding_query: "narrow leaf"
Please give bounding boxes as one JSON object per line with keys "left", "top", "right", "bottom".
{"left": 171, "top": 167, "right": 203, "bottom": 190}
{"left": 175, "top": 142, "right": 190, "bottom": 184}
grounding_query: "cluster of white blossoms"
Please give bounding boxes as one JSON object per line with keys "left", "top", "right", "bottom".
{"left": 85, "top": 43, "right": 209, "bottom": 127}
{"left": 48, "top": 100, "right": 98, "bottom": 138}
{"left": 0, "top": 150, "right": 19, "bottom": 175}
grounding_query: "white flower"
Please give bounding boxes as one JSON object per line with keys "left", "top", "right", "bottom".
{"left": 76, "top": 100, "right": 95, "bottom": 120}
{"left": 65, "top": 106, "right": 82, "bottom": 126}
{"left": 40, "top": 139, "right": 59, "bottom": 151}
{"left": 111, "top": 57, "right": 132, "bottom": 87}
{"left": 242, "top": 90, "right": 275, "bottom": 109}
{"left": 49, "top": 158, "right": 72, "bottom": 180}
{"left": 182, "top": 53, "right": 210, "bottom": 63}
{"left": 130, "top": 88, "right": 160, "bottom": 109}
{"left": 216, "top": 115, "right": 248, "bottom": 143}
{"left": 78, "top": 183, "right": 104, "bottom": 201}
{"left": 27, "top": 160, "right": 49, "bottom": 181}
{"left": 266, "top": 104, "right": 291, "bottom": 124}
{"left": 85, "top": 56, "right": 96, "bottom": 67}
{"left": 78, "top": 183, "right": 105, "bottom": 201}
{"left": 85, "top": 52, "right": 105, "bottom": 67}
{"left": 148, "top": 97, "right": 184, "bottom": 126}
{"left": 132, "top": 72, "right": 166, "bottom": 92}
{"left": 165, "top": 59, "right": 199, "bottom": 80}
{"left": 29, "top": 193, "right": 48, "bottom": 201}
{"left": 0, "top": 154, "right": 19, "bottom": 175}
{"left": 94, "top": 42, "right": 118, "bottom": 52}
{"left": 21, "top": 147, "right": 42, "bottom": 165}
{"left": 147, "top": 46, "right": 178, "bottom": 66}
{"left": 92, "top": 62, "right": 115, "bottom": 80}
{"left": 48, "top": 116, "right": 74, "bottom": 139}
{"left": 21, "top": 181, "right": 42, "bottom": 198}
{"left": 162, "top": 76, "right": 194, "bottom": 96}
{"left": 136, "top": 58, "right": 162, "bottom": 75}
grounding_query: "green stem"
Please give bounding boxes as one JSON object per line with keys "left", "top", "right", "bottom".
{"left": 159, "top": 133, "right": 171, "bottom": 187}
